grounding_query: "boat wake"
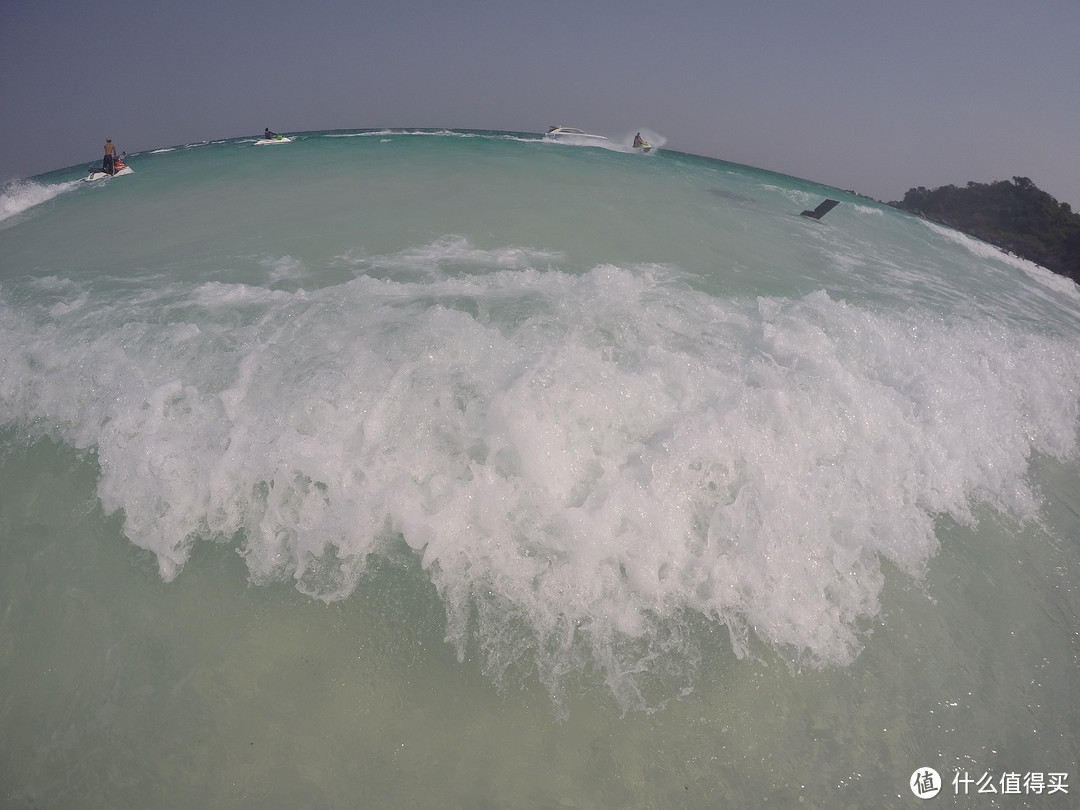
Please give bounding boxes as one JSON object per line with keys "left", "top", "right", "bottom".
{"left": 0, "top": 178, "right": 79, "bottom": 225}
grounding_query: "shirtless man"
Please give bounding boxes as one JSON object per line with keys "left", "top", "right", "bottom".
{"left": 103, "top": 138, "right": 117, "bottom": 174}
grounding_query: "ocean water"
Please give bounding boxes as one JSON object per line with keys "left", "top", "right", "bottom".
{"left": 1, "top": 129, "right": 1078, "bottom": 808}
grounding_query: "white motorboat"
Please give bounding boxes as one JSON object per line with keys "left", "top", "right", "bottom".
{"left": 543, "top": 126, "right": 609, "bottom": 144}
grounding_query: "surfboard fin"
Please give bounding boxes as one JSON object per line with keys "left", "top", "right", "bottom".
{"left": 800, "top": 199, "right": 840, "bottom": 219}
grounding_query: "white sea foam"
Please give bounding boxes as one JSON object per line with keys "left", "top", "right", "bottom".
{"left": 0, "top": 178, "right": 78, "bottom": 224}
{"left": 851, "top": 203, "right": 883, "bottom": 216}
{"left": 3, "top": 242, "right": 1078, "bottom": 701}
{"left": 345, "top": 234, "right": 562, "bottom": 278}
{"left": 922, "top": 219, "right": 1069, "bottom": 285}
{"left": 924, "top": 220, "right": 1015, "bottom": 261}
{"left": 327, "top": 128, "right": 486, "bottom": 139}
{"left": 259, "top": 254, "right": 307, "bottom": 283}
{"left": 920, "top": 219, "right": 1080, "bottom": 325}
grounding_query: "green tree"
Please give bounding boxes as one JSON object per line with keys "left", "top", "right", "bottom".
{"left": 890, "top": 178, "right": 1080, "bottom": 283}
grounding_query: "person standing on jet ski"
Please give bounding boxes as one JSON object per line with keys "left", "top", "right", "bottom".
{"left": 103, "top": 138, "right": 118, "bottom": 174}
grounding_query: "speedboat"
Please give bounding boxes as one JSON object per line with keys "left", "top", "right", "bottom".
{"left": 543, "top": 126, "right": 609, "bottom": 143}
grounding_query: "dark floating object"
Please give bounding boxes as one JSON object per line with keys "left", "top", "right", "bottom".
{"left": 800, "top": 199, "right": 840, "bottom": 219}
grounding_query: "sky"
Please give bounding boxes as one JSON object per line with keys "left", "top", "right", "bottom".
{"left": 3, "top": 0, "right": 1079, "bottom": 208}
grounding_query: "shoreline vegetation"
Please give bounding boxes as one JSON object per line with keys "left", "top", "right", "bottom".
{"left": 887, "top": 177, "right": 1080, "bottom": 284}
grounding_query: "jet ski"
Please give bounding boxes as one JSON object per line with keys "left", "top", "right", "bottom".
{"left": 83, "top": 158, "right": 133, "bottom": 181}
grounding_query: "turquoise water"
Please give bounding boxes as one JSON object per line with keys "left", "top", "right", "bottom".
{"left": 2, "top": 130, "right": 1078, "bottom": 807}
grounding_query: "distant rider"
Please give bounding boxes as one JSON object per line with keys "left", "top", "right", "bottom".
{"left": 265, "top": 128, "right": 278, "bottom": 139}
{"left": 103, "top": 138, "right": 117, "bottom": 174}
{"left": 633, "top": 133, "right": 646, "bottom": 148}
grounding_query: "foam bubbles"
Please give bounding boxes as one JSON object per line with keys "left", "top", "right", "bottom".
{"left": 0, "top": 178, "right": 78, "bottom": 224}
{"left": 3, "top": 237, "right": 1078, "bottom": 706}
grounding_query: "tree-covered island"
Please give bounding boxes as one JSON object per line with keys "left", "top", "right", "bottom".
{"left": 889, "top": 177, "right": 1080, "bottom": 284}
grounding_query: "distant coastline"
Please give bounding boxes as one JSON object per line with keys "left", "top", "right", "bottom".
{"left": 886, "top": 177, "right": 1080, "bottom": 283}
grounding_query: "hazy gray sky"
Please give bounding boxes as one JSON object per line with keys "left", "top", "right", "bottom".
{"left": 3, "top": 0, "right": 1078, "bottom": 207}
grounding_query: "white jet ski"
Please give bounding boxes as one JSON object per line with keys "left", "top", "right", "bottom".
{"left": 83, "top": 159, "right": 133, "bottom": 181}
